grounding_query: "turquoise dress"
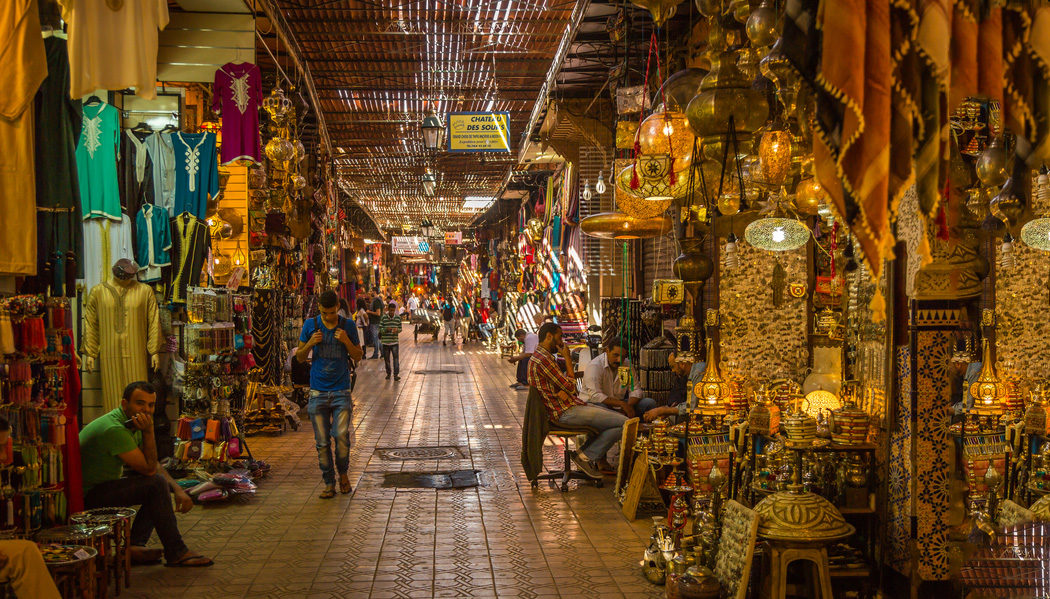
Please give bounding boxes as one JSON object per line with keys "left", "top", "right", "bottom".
{"left": 76, "top": 102, "right": 121, "bottom": 221}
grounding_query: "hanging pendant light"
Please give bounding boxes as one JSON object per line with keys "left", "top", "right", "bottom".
{"left": 744, "top": 194, "right": 810, "bottom": 251}
{"left": 631, "top": 0, "right": 684, "bottom": 27}
{"left": 758, "top": 122, "right": 793, "bottom": 186}
{"left": 724, "top": 233, "right": 739, "bottom": 269}
{"left": 422, "top": 172, "right": 437, "bottom": 196}
{"left": 596, "top": 171, "right": 607, "bottom": 195}
{"left": 1000, "top": 232, "right": 1016, "bottom": 268}
{"left": 580, "top": 212, "right": 673, "bottom": 240}
{"left": 421, "top": 109, "right": 444, "bottom": 150}
{"left": 582, "top": 181, "right": 593, "bottom": 202}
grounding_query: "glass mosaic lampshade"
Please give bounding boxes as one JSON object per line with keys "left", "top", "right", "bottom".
{"left": 744, "top": 215, "right": 809, "bottom": 251}
{"left": 1020, "top": 217, "right": 1050, "bottom": 251}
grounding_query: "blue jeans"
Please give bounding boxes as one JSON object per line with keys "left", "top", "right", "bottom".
{"left": 631, "top": 397, "right": 657, "bottom": 416}
{"left": 556, "top": 405, "right": 627, "bottom": 462}
{"left": 382, "top": 343, "right": 400, "bottom": 376}
{"left": 308, "top": 389, "right": 352, "bottom": 485}
{"left": 368, "top": 324, "right": 380, "bottom": 357}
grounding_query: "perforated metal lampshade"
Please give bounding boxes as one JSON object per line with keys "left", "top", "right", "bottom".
{"left": 744, "top": 215, "right": 809, "bottom": 251}
{"left": 1020, "top": 217, "right": 1050, "bottom": 251}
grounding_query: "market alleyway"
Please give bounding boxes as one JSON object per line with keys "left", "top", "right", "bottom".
{"left": 124, "top": 332, "right": 661, "bottom": 599}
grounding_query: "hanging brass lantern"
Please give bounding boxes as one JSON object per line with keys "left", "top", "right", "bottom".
{"left": 976, "top": 136, "right": 1009, "bottom": 188}
{"left": 526, "top": 217, "right": 544, "bottom": 241}
{"left": 616, "top": 176, "right": 673, "bottom": 219}
{"left": 631, "top": 0, "right": 684, "bottom": 28}
{"left": 616, "top": 157, "right": 692, "bottom": 202}
{"left": 262, "top": 87, "right": 292, "bottom": 121}
{"left": 746, "top": 0, "right": 779, "bottom": 47}
{"left": 265, "top": 137, "right": 294, "bottom": 163}
{"left": 794, "top": 177, "right": 827, "bottom": 216}
{"left": 758, "top": 125, "right": 793, "bottom": 186}
{"left": 686, "top": 49, "right": 769, "bottom": 160}
{"left": 580, "top": 212, "right": 673, "bottom": 240}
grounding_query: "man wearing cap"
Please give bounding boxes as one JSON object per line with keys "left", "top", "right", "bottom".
{"left": 82, "top": 259, "right": 162, "bottom": 413}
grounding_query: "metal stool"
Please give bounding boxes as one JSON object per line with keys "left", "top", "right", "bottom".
{"left": 41, "top": 544, "right": 97, "bottom": 599}
{"left": 531, "top": 422, "right": 604, "bottom": 492}
{"left": 72, "top": 507, "right": 137, "bottom": 594}
{"left": 36, "top": 525, "right": 110, "bottom": 599}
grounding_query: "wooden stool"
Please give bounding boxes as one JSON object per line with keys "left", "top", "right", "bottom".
{"left": 36, "top": 525, "right": 110, "bottom": 599}
{"left": 41, "top": 544, "right": 97, "bottom": 599}
{"left": 762, "top": 542, "right": 834, "bottom": 599}
{"left": 72, "top": 507, "right": 137, "bottom": 594}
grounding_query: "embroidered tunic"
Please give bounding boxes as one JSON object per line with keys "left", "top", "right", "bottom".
{"left": 212, "top": 62, "right": 262, "bottom": 164}
{"left": 145, "top": 131, "right": 175, "bottom": 216}
{"left": 171, "top": 131, "right": 218, "bottom": 219}
{"left": 77, "top": 102, "right": 122, "bottom": 221}
{"left": 83, "top": 280, "right": 160, "bottom": 413}
{"left": 80, "top": 215, "right": 133, "bottom": 292}
{"left": 170, "top": 212, "right": 208, "bottom": 304}
{"left": 35, "top": 36, "right": 85, "bottom": 279}
{"left": 0, "top": 0, "right": 46, "bottom": 276}
{"left": 135, "top": 204, "right": 171, "bottom": 282}
{"left": 119, "top": 129, "right": 155, "bottom": 246}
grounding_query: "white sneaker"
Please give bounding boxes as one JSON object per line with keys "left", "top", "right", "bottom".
{"left": 570, "top": 452, "right": 603, "bottom": 479}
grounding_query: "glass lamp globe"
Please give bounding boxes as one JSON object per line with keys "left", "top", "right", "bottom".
{"left": 582, "top": 181, "right": 593, "bottom": 202}
{"left": 265, "top": 137, "right": 294, "bottom": 162}
{"left": 595, "top": 172, "right": 607, "bottom": 195}
{"left": 638, "top": 110, "right": 694, "bottom": 162}
{"left": 759, "top": 126, "right": 793, "bottom": 186}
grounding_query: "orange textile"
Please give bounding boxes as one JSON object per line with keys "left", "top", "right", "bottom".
{"left": 0, "top": 0, "right": 46, "bottom": 276}
{"left": 814, "top": 0, "right": 893, "bottom": 277}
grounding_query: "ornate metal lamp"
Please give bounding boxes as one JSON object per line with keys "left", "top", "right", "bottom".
{"left": 744, "top": 195, "right": 810, "bottom": 251}
{"left": 420, "top": 110, "right": 444, "bottom": 150}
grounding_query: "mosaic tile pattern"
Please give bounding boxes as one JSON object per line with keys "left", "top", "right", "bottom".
{"left": 115, "top": 335, "right": 663, "bottom": 598}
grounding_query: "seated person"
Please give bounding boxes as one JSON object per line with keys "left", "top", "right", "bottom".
{"left": 581, "top": 340, "right": 658, "bottom": 419}
{"left": 507, "top": 328, "right": 538, "bottom": 390}
{"left": 644, "top": 351, "right": 707, "bottom": 422}
{"left": 527, "top": 322, "right": 627, "bottom": 479}
{"left": 0, "top": 540, "right": 61, "bottom": 598}
{"left": 79, "top": 382, "right": 213, "bottom": 567}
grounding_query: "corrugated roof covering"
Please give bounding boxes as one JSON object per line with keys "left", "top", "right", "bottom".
{"left": 274, "top": 0, "right": 579, "bottom": 231}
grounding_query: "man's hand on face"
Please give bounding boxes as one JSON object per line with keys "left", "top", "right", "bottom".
{"left": 131, "top": 413, "right": 153, "bottom": 433}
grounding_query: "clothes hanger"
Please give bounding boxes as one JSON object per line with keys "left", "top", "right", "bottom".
{"left": 131, "top": 121, "right": 153, "bottom": 133}
{"left": 84, "top": 95, "right": 103, "bottom": 106}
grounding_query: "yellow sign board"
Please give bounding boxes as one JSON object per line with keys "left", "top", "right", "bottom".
{"left": 447, "top": 112, "right": 511, "bottom": 153}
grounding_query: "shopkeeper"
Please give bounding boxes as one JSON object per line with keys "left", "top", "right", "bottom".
{"left": 643, "top": 351, "right": 706, "bottom": 422}
{"left": 79, "top": 382, "right": 214, "bottom": 567}
{"left": 582, "top": 340, "right": 658, "bottom": 419}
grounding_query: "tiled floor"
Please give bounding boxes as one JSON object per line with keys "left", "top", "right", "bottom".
{"left": 121, "top": 333, "right": 662, "bottom": 598}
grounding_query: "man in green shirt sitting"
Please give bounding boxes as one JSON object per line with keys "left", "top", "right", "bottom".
{"left": 380, "top": 301, "right": 403, "bottom": 381}
{"left": 79, "top": 382, "right": 213, "bottom": 567}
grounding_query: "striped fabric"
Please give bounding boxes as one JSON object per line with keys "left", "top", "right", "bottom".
{"left": 527, "top": 346, "right": 583, "bottom": 420}
{"left": 379, "top": 314, "right": 401, "bottom": 345}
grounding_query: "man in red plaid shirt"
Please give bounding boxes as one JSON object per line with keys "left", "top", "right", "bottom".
{"left": 527, "top": 322, "right": 626, "bottom": 479}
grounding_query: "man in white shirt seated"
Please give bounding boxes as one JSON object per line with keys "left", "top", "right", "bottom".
{"left": 582, "top": 341, "right": 659, "bottom": 469}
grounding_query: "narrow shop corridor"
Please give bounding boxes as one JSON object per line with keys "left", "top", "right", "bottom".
{"left": 123, "top": 334, "right": 660, "bottom": 599}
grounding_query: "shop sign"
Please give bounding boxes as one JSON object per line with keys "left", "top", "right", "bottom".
{"left": 445, "top": 231, "right": 463, "bottom": 245}
{"left": 447, "top": 112, "right": 511, "bottom": 153}
{"left": 391, "top": 236, "right": 429, "bottom": 255}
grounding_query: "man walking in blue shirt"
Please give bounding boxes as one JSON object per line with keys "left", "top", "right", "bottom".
{"left": 296, "top": 290, "right": 362, "bottom": 499}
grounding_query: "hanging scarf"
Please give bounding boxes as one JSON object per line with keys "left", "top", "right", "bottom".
{"left": 813, "top": 0, "right": 894, "bottom": 276}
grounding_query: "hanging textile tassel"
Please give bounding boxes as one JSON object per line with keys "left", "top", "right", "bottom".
{"left": 869, "top": 288, "right": 886, "bottom": 323}
{"left": 918, "top": 220, "right": 934, "bottom": 267}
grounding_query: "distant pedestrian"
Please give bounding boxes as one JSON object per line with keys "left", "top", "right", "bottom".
{"left": 380, "top": 302, "right": 403, "bottom": 381}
